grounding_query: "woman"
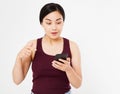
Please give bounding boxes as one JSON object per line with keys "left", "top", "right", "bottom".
{"left": 12, "top": 3, "right": 82, "bottom": 94}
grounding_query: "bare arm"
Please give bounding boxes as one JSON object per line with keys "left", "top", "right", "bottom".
{"left": 65, "top": 41, "right": 82, "bottom": 88}
{"left": 52, "top": 41, "right": 82, "bottom": 88}
{"left": 12, "top": 40, "right": 36, "bottom": 85}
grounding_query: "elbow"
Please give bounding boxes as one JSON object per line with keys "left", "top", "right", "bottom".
{"left": 13, "top": 80, "right": 21, "bottom": 85}
{"left": 74, "top": 82, "right": 82, "bottom": 89}
{"left": 13, "top": 77, "right": 22, "bottom": 85}
{"left": 73, "top": 78, "right": 82, "bottom": 89}
{"left": 12, "top": 72, "right": 23, "bottom": 85}
{"left": 75, "top": 83, "right": 82, "bottom": 89}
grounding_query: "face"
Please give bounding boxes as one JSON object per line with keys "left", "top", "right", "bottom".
{"left": 41, "top": 11, "right": 64, "bottom": 39}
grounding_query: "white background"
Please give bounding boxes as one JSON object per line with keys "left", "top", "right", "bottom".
{"left": 0, "top": 0, "right": 120, "bottom": 94}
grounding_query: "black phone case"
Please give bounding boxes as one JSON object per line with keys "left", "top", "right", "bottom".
{"left": 54, "top": 53, "right": 68, "bottom": 63}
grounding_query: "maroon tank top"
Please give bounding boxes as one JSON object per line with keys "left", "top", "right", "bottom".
{"left": 31, "top": 37, "right": 72, "bottom": 94}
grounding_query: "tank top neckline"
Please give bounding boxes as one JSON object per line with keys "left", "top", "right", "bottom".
{"left": 40, "top": 37, "right": 65, "bottom": 57}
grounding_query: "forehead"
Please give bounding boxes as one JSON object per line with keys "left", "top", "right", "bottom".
{"left": 43, "top": 11, "right": 63, "bottom": 21}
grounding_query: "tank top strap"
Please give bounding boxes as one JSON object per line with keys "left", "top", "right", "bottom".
{"left": 36, "top": 38, "right": 42, "bottom": 52}
{"left": 63, "top": 38, "right": 71, "bottom": 58}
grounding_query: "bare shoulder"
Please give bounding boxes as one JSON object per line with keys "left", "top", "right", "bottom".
{"left": 69, "top": 40, "right": 80, "bottom": 51}
{"left": 69, "top": 40, "right": 81, "bottom": 62}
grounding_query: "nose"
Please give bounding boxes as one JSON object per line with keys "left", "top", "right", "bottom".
{"left": 52, "top": 23, "right": 57, "bottom": 30}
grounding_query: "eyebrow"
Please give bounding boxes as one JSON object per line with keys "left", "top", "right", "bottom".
{"left": 45, "top": 18, "right": 62, "bottom": 21}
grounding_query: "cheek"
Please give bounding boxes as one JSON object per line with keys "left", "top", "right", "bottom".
{"left": 42, "top": 25, "right": 50, "bottom": 32}
{"left": 58, "top": 25, "right": 63, "bottom": 31}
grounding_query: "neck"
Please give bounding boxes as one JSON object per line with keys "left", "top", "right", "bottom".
{"left": 43, "top": 35, "right": 62, "bottom": 45}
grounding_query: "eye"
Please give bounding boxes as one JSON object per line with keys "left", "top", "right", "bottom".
{"left": 46, "top": 22, "right": 51, "bottom": 25}
{"left": 56, "top": 22, "right": 61, "bottom": 24}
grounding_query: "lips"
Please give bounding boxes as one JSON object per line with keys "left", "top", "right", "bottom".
{"left": 51, "top": 32, "right": 58, "bottom": 35}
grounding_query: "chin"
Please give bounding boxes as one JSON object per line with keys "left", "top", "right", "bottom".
{"left": 51, "top": 36, "right": 61, "bottom": 40}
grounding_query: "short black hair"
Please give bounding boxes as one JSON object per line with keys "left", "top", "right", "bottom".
{"left": 39, "top": 3, "right": 65, "bottom": 24}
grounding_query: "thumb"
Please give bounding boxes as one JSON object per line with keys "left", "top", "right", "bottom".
{"left": 27, "top": 42, "right": 37, "bottom": 52}
{"left": 67, "top": 57, "right": 70, "bottom": 62}
{"left": 27, "top": 41, "right": 33, "bottom": 47}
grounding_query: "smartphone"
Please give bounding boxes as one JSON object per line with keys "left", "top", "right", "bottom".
{"left": 54, "top": 53, "right": 68, "bottom": 63}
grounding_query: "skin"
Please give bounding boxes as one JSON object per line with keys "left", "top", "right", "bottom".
{"left": 12, "top": 11, "right": 82, "bottom": 88}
